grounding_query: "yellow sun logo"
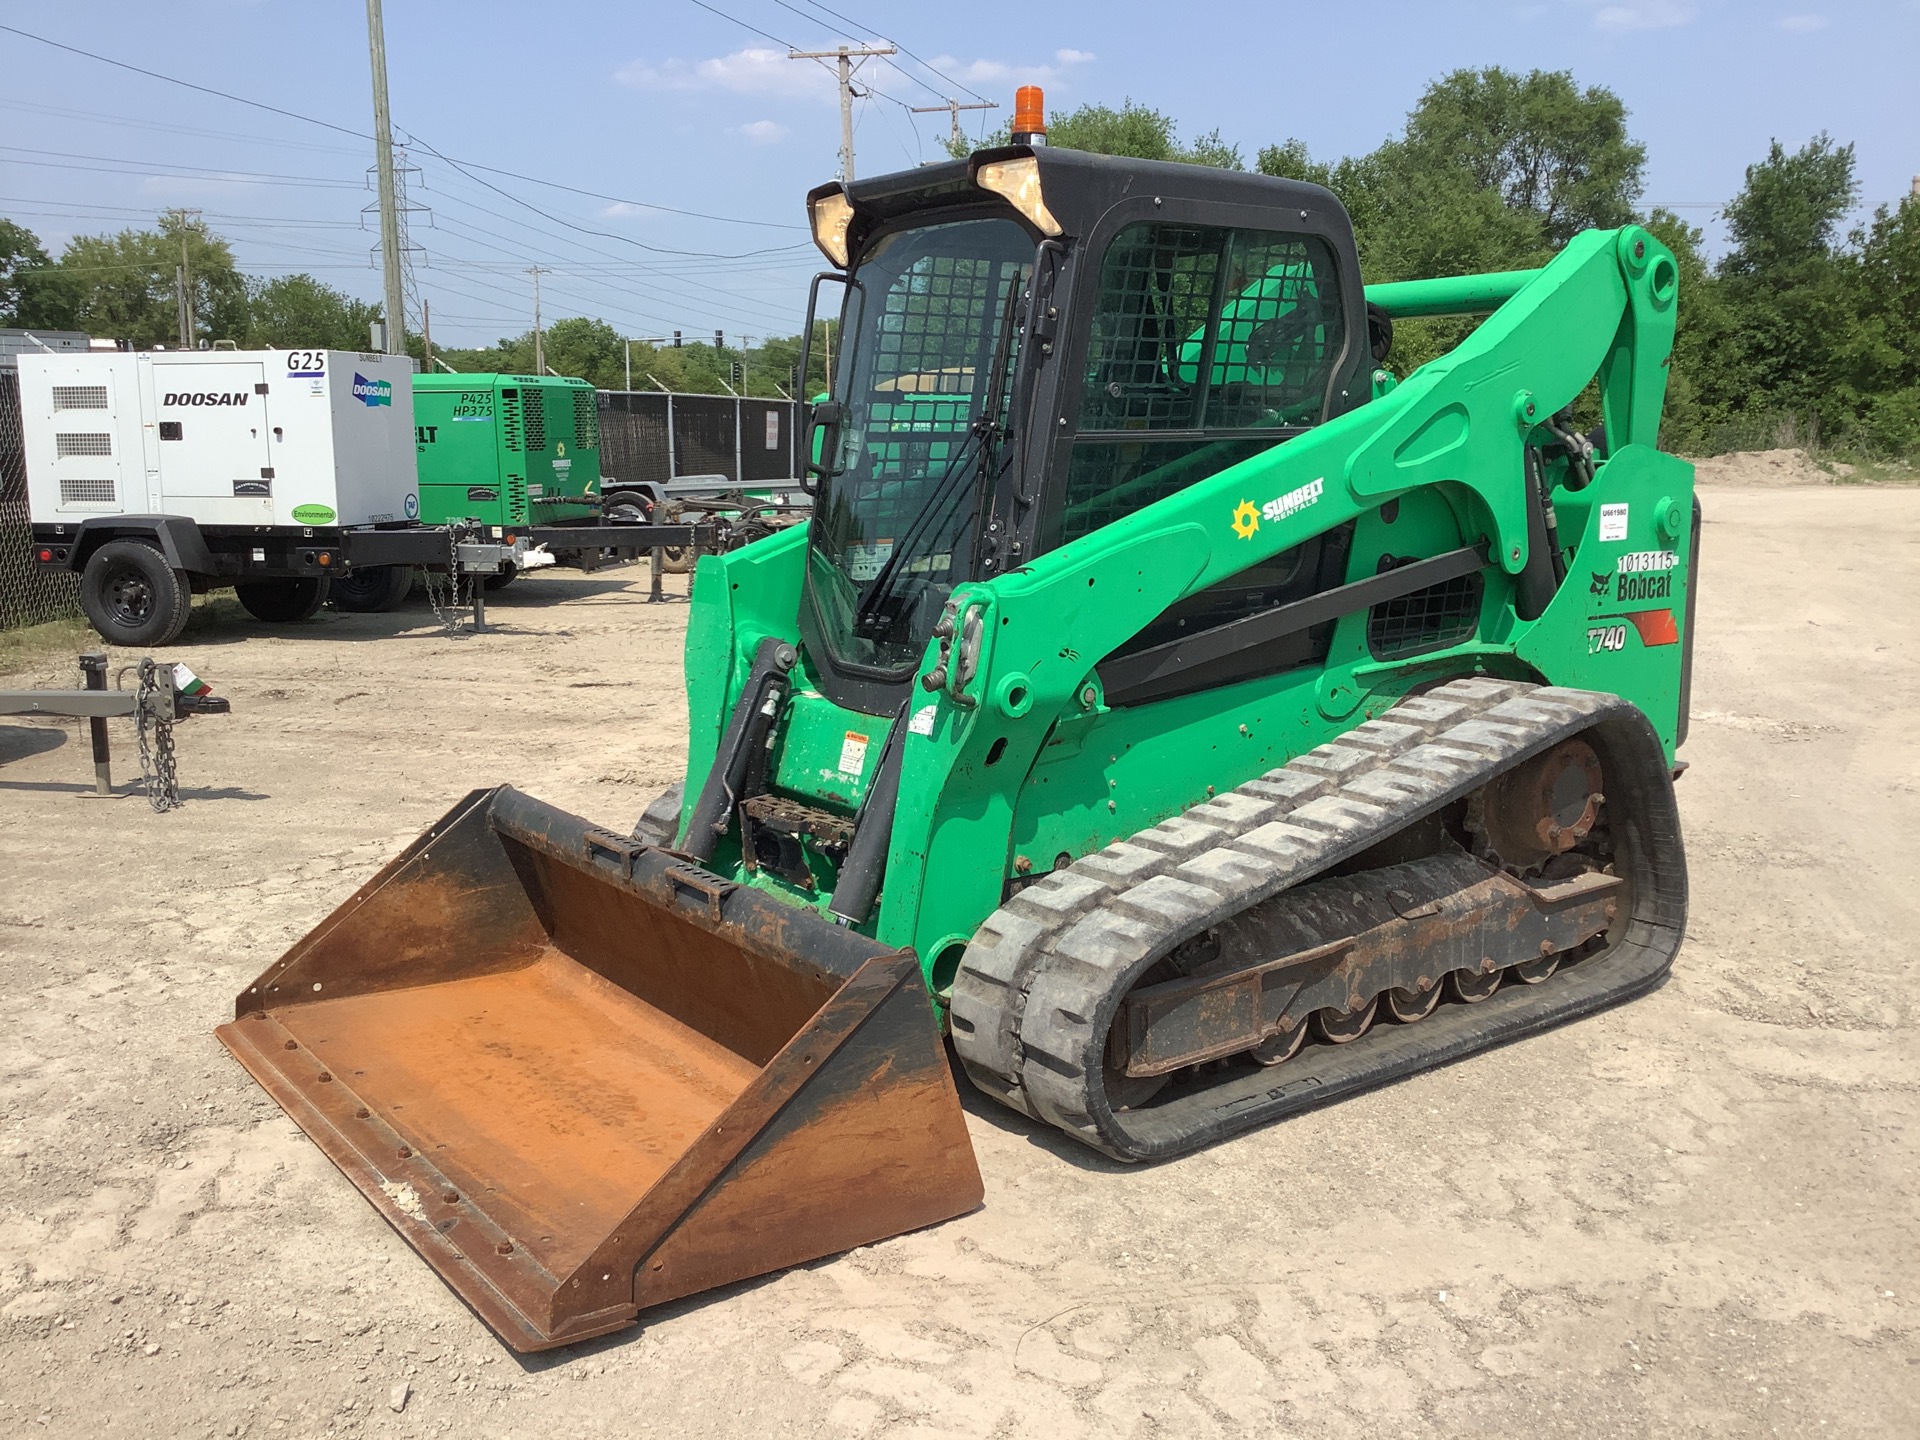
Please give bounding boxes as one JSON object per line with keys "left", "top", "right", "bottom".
{"left": 1231, "top": 500, "right": 1260, "bottom": 539}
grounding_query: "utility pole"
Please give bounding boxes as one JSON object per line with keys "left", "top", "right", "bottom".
{"left": 364, "top": 0, "right": 406, "bottom": 355}
{"left": 909, "top": 98, "right": 998, "bottom": 153}
{"left": 528, "top": 266, "right": 550, "bottom": 373}
{"left": 164, "top": 207, "right": 201, "bottom": 348}
{"left": 787, "top": 44, "right": 896, "bottom": 182}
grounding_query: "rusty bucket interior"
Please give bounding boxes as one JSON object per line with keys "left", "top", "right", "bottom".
{"left": 216, "top": 786, "right": 982, "bottom": 1351}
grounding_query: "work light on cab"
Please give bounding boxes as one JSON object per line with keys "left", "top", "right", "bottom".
{"left": 809, "top": 189, "right": 855, "bottom": 268}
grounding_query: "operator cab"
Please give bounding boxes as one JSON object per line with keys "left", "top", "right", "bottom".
{"left": 799, "top": 103, "right": 1371, "bottom": 715}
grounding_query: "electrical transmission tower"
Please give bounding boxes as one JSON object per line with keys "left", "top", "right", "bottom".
{"left": 363, "top": 145, "right": 429, "bottom": 338}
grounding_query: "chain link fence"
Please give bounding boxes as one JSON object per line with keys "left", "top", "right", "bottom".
{"left": 1, "top": 370, "right": 83, "bottom": 632}
{"left": 598, "top": 390, "right": 801, "bottom": 487}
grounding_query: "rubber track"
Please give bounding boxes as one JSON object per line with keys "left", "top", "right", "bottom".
{"left": 949, "top": 678, "right": 1687, "bottom": 1161}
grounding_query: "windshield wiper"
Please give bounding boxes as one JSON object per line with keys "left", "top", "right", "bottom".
{"left": 852, "top": 275, "right": 1024, "bottom": 621}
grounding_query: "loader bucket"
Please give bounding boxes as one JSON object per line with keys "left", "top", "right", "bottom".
{"left": 215, "top": 786, "right": 983, "bottom": 1351}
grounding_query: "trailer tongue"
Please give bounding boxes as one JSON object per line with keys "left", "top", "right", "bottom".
{"left": 215, "top": 787, "right": 981, "bottom": 1350}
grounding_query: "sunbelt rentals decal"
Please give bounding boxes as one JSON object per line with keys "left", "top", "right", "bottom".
{"left": 351, "top": 372, "right": 393, "bottom": 407}
{"left": 1232, "top": 477, "right": 1324, "bottom": 539}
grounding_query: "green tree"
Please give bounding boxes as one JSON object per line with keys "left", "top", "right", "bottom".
{"left": 244, "top": 273, "right": 381, "bottom": 350}
{"left": 52, "top": 212, "right": 247, "bottom": 347}
{"left": 1708, "top": 134, "right": 1858, "bottom": 441}
{"left": 945, "top": 98, "right": 1242, "bottom": 169}
{"left": 0, "top": 218, "right": 67, "bottom": 328}
{"left": 1833, "top": 194, "right": 1920, "bottom": 452}
{"left": 1401, "top": 68, "right": 1646, "bottom": 246}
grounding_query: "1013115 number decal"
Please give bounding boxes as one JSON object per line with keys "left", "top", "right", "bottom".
{"left": 1587, "top": 624, "right": 1628, "bottom": 654}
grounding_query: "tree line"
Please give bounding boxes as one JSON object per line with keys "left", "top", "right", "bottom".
{"left": 0, "top": 211, "right": 827, "bottom": 399}
{"left": 5, "top": 66, "right": 1915, "bottom": 454}
{"left": 957, "top": 69, "right": 1917, "bottom": 458}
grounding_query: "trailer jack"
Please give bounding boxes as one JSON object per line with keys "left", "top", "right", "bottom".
{"left": 0, "top": 652, "right": 230, "bottom": 810}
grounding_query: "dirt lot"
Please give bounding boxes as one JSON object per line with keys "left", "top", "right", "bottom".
{"left": 3, "top": 473, "right": 1917, "bottom": 1438}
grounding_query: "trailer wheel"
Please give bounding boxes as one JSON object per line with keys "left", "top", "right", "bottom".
{"left": 482, "top": 566, "right": 517, "bottom": 592}
{"left": 601, "top": 490, "right": 652, "bottom": 524}
{"left": 631, "top": 781, "right": 685, "bottom": 847}
{"left": 659, "top": 545, "right": 695, "bottom": 574}
{"left": 329, "top": 564, "right": 413, "bottom": 613}
{"left": 235, "top": 575, "right": 331, "bottom": 623}
{"left": 80, "top": 540, "right": 192, "bottom": 647}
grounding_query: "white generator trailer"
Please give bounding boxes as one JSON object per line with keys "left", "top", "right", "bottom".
{"left": 22, "top": 348, "right": 439, "bottom": 643}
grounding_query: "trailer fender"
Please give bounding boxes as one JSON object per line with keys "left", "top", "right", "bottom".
{"left": 69, "top": 516, "right": 216, "bottom": 576}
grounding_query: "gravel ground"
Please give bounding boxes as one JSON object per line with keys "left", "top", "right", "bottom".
{"left": 1, "top": 474, "right": 1916, "bottom": 1437}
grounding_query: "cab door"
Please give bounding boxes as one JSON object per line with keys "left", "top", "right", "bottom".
{"left": 154, "top": 361, "right": 274, "bottom": 523}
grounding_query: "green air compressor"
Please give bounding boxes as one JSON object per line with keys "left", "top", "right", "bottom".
{"left": 412, "top": 373, "right": 601, "bottom": 529}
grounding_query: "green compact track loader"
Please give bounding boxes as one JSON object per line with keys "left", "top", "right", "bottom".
{"left": 219, "top": 140, "right": 1694, "bottom": 1350}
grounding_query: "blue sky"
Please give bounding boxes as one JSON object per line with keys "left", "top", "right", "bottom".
{"left": 3, "top": 1, "right": 1916, "bottom": 350}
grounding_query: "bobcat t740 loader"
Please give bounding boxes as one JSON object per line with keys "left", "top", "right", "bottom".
{"left": 218, "top": 125, "right": 1694, "bottom": 1350}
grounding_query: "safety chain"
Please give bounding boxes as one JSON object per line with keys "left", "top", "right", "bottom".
{"left": 133, "top": 657, "right": 180, "bottom": 812}
{"left": 421, "top": 525, "right": 471, "bottom": 637}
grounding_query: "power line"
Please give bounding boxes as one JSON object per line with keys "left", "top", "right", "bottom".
{"left": 0, "top": 23, "right": 373, "bottom": 139}
{"left": 780, "top": 0, "right": 994, "bottom": 103}
{"left": 399, "top": 130, "right": 810, "bottom": 260}
{"left": 0, "top": 23, "right": 802, "bottom": 233}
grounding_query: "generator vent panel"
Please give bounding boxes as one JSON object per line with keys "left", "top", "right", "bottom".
{"left": 523, "top": 387, "right": 547, "bottom": 453}
{"left": 572, "top": 389, "right": 598, "bottom": 450}
{"left": 501, "top": 390, "right": 523, "bottom": 453}
{"left": 51, "top": 385, "right": 109, "bottom": 410}
{"left": 506, "top": 474, "right": 529, "bottom": 523}
{"left": 1367, "top": 570, "right": 1484, "bottom": 661}
{"left": 59, "top": 476, "right": 116, "bottom": 506}
{"left": 55, "top": 432, "right": 113, "bottom": 458}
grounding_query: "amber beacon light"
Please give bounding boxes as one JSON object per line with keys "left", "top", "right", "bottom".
{"left": 1012, "top": 86, "right": 1047, "bottom": 145}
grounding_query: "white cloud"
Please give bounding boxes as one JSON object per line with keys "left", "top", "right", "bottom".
{"left": 1054, "top": 48, "right": 1095, "bottom": 64}
{"left": 1778, "top": 13, "right": 1828, "bottom": 28}
{"left": 1591, "top": 1, "right": 1695, "bottom": 29}
{"left": 733, "top": 119, "right": 788, "bottom": 144}
{"left": 616, "top": 47, "right": 836, "bottom": 102}
{"left": 922, "top": 53, "right": 1068, "bottom": 88}
{"left": 600, "top": 201, "right": 643, "bottom": 217}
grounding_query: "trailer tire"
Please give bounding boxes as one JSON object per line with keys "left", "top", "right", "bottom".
{"left": 631, "top": 781, "right": 686, "bottom": 847}
{"left": 601, "top": 490, "right": 653, "bottom": 524}
{"left": 482, "top": 566, "right": 518, "bottom": 592}
{"left": 236, "top": 576, "right": 330, "bottom": 624}
{"left": 329, "top": 564, "right": 413, "bottom": 613}
{"left": 80, "top": 540, "right": 192, "bottom": 648}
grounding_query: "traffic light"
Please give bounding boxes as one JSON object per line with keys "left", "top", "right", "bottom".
{"left": 730, "top": 360, "right": 744, "bottom": 388}
{"left": 714, "top": 330, "right": 724, "bottom": 350}
{"left": 672, "top": 330, "right": 682, "bottom": 348}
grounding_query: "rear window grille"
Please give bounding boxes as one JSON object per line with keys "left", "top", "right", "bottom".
{"left": 1367, "top": 570, "right": 1484, "bottom": 660}
{"left": 55, "top": 432, "right": 113, "bottom": 458}
{"left": 523, "top": 387, "right": 547, "bottom": 452}
{"left": 500, "top": 391, "right": 523, "bottom": 452}
{"left": 52, "top": 385, "right": 109, "bottom": 410}
{"left": 59, "top": 476, "right": 116, "bottom": 505}
{"left": 572, "top": 389, "right": 598, "bottom": 450}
